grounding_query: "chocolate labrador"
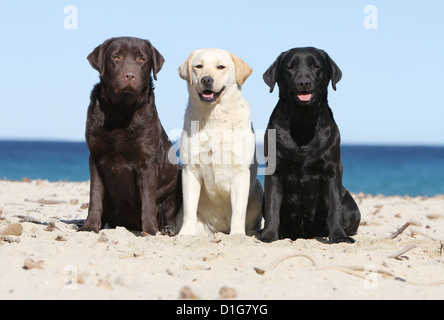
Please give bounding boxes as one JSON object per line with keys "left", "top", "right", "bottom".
{"left": 260, "top": 47, "right": 360, "bottom": 243}
{"left": 79, "top": 37, "right": 182, "bottom": 235}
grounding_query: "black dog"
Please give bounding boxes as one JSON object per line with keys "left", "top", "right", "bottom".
{"left": 260, "top": 47, "right": 360, "bottom": 243}
{"left": 79, "top": 37, "right": 182, "bottom": 235}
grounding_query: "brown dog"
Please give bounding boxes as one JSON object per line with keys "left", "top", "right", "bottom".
{"left": 79, "top": 37, "right": 182, "bottom": 235}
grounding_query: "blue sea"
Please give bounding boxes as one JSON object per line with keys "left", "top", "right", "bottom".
{"left": 0, "top": 140, "right": 443, "bottom": 197}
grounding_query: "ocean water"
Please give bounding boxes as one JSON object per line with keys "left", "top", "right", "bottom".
{"left": 0, "top": 141, "right": 90, "bottom": 182}
{"left": 0, "top": 141, "right": 443, "bottom": 197}
{"left": 341, "top": 145, "right": 444, "bottom": 196}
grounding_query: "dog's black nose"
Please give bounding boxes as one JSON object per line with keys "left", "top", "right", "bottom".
{"left": 297, "top": 79, "right": 311, "bottom": 90}
{"left": 201, "top": 76, "right": 213, "bottom": 84}
{"left": 125, "top": 72, "right": 136, "bottom": 81}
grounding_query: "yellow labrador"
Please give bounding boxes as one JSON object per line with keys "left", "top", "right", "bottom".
{"left": 177, "top": 48, "right": 263, "bottom": 235}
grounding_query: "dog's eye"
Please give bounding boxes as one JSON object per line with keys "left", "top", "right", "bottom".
{"left": 217, "top": 65, "right": 226, "bottom": 70}
{"left": 112, "top": 55, "right": 121, "bottom": 61}
{"left": 137, "top": 57, "right": 147, "bottom": 63}
{"left": 195, "top": 65, "right": 203, "bottom": 69}
{"left": 312, "top": 64, "right": 321, "bottom": 70}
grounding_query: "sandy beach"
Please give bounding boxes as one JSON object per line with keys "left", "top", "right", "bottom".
{"left": 0, "top": 179, "right": 443, "bottom": 300}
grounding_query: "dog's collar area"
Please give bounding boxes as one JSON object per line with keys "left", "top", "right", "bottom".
{"left": 198, "top": 87, "right": 225, "bottom": 103}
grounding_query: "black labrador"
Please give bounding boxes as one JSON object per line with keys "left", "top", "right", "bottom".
{"left": 260, "top": 47, "right": 360, "bottom": 243}
{"left": 79, "top": 37, "right": 182, "bottom": 235}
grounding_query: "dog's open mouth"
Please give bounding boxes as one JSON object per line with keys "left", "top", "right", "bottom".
{"left": 297, "top": 92, "right": 313, "bottom": 102}
{"left": 198, "top": 88, "right": 224, "bottom": 103}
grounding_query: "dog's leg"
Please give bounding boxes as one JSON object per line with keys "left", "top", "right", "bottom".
{"left": 79, "top": 157, "right": 104, "bottom": 233}
{"left": 230, "top": 170, "right": 250, "bottom": 235}
{"left": 341, "top": 187, "right": 361, "bottom": 236}
{"left": 326, "top": 175, "right": 355, "bottom": 244}
{"left": 158, "top": 187, "right": 182, "bottom": 237}
{"left": 137, "top": 163, "right": 159, "bottom": 235}
{"left": 245, "top": 179, "right": 264, "bottom": 234}
{"left": 260, "top": 174, "right": 283, "bottom": 242}
{"left": 179, "top": 167, "right": 201, "bottom": 235}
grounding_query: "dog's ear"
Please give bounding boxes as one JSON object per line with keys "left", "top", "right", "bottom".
{"left": 321, "top": 50, "right": 342, "bottom": 91}
{"left": 228, "top": 52, "right": 253, "bottom": 86}
{"left": 178, "top": 51, "right": 196, "bottom": 86}
{"left": 87, "top": 38, "right": 113, "bottom": 77}
{"left": 263, "top": 52, "right": 286, "bottom": 93}
{"left": 145, "top": 40, "right": 165, "bottom": 81}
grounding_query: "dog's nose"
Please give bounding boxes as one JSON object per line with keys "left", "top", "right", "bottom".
{"left": 201, "top": 76, "right": 213, "bottom": 85}
{"left": 125, "top": 72, "right": 136, "bottom": 81}
{"left": 297, "top": 79, "right": 311, "bottom": 90}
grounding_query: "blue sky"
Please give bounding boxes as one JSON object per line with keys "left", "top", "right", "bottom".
{"left": 0, "top": 0, "right": 443, "bottom": 145}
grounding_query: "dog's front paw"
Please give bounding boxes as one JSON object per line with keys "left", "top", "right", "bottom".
{"left": 330, "top": 236, "right": 356, "bottom": 244}
{"left": 229, "top": 228, "right": 246, "bottom": 236}
{"left": 177, "top": 224, "right": 197, "bottom": 236}
{"left": 161, "top": 225, "right": 177, "bottom": 237}
{"left": 259, "top": 230, "right": 279, "bottom": 243}
{"left": 178, "top": 230, "right": 196, "bottom": 236}
{"left": 78, "top": 223, "right": 100, "bottom": 233}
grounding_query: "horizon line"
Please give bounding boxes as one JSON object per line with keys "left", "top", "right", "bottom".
{"left": 0, "top": 138, "right": 443, "bottom": 148}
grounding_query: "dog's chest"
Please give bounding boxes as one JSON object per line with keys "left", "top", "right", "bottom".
{"left": 200, "top": 164, "right": 233, "bottom": 198}
{"left": 88, "top": 122, "right": 148, "bottom": 168}
{"left": 182, "top": 117, "right": 255, "bottom": 165}
{"left": 202, "top": 127, "right": 253, "bottom": 162}
{"left": 198, "top": 129, "right": 252, "bottom": 195}
{"left": 182, "top": 127, "right": 253, "bottom": 199}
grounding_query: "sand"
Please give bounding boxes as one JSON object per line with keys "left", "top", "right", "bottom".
{"left": 0, "top": 179, "right": 443, "bottom": 300}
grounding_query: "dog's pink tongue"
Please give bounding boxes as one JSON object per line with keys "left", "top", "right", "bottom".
{"left": 203, "top": 92, "right": 214, "bottom": 99}
{"left": 298, "top": 93, "right": 312, "bottom": 102}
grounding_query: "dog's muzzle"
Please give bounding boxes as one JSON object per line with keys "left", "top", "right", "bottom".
{"left": 198, "top": 88, "right": 225, "bottom": 103}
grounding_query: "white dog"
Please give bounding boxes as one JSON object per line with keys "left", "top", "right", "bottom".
{"left": 177, "top": 48, "right": 263, "bottom": 235}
